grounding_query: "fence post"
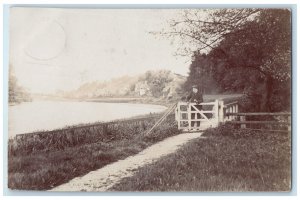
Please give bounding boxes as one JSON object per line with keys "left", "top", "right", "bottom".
{"left": 176, "top": 103, "right": 180, "bottom": 130}
{"left": 225, "top": 107, "right": 229, "bottom": 121}
{"left": 240, "top": 116, "right": 246, "bottom": 129}
{"left": 235, "top": 104, "right": 239, "bottom": 120}
{"left": 218, "top": 100, "right": 224, "bottom": 125}
{"left": 214, "top": 99, "right": 219, "bottom": 126}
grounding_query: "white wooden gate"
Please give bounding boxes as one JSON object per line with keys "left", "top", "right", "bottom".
{"left": 175, "top": 100, "right": 220, "bottom": 131}
{"left": 175, "top": 100, "right": 239, "bottom": 131}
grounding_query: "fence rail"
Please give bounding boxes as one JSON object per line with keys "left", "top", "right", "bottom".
{"left": 225, "top": 112, "right": 291, "bottom": 132}
{"left": 228, "top": 121, "right": 290, "bottom": 125}
{"left": 225, "top": 112, "right": 291, "bottom": 116}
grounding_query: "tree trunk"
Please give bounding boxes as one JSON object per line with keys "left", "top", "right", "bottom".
{"left": 260, "top": 75, "right": 273, "bottom": 112}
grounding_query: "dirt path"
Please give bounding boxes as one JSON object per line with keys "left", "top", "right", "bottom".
{"left": 50, "top": 132, "right": 203, "bottom": 192}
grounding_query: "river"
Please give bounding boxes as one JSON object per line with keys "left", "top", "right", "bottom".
{"left": 8, "top": 101, "right": 167, "bottom": 137}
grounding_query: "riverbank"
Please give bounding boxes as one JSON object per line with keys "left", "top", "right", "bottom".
{"left": 8, "top": 113, "right": 180, "bottom": 190}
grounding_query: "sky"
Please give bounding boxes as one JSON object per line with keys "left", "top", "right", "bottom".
{"left": 10, "top": 7, "right": 191, "bottom": 94}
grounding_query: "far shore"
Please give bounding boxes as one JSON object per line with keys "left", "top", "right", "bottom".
{"left": 83, "top": 97, "right": 174, "bottom": 107}
{"left": 76, "top": 94, "right": 243, "bottom": 106}
{"left": 11, "top": 94, "right": 243, "bottom": 108}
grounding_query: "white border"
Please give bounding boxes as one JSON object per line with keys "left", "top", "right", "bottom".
{"left": 1, "top": 0, "right": 299, "bottom": 199}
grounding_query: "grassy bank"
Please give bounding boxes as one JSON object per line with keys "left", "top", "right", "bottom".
{"left": 8, "top": 114, "right": 180, "bottom": 190}
{"left": 110, "top": 125, "right": 291, "bottom": 192}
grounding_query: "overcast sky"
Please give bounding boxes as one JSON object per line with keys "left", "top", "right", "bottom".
{"left": 10, "top": 7, "right": 190, "bottom": 94}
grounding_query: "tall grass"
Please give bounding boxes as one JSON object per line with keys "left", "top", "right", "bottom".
{"left": 110, "top": 125, "right": 291, "bottom": 191}
{"left": 8, "top": 114, "right": 163, "bottom": 156}
{"left": 8, "top": 114, "right": 180, "bottom": 190}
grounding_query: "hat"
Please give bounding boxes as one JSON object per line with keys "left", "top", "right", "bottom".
{"left": 192, "top": 85, "right": 198, "bottom": 88}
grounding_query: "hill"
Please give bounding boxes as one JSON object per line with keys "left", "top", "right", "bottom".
{"left": 61, "top": 70, "right": 186, "bottom": 100}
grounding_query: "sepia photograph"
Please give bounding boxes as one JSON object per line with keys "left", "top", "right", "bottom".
{"left": 7, "top": 6, "right": 292, "bottom": 192}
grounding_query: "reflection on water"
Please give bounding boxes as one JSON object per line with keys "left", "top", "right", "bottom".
{"left": 8, "top": 101, "right": 166, "bottom": 137}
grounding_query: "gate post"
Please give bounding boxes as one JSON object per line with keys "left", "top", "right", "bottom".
{"left": 176, "top": 102, "right": 180, "bottom": 130}
{"left": 235, "top": 104, "right": 239, "bottom": 120}
{"left": 240, "top": 116, "right": 246, "bottom": 129}
{"left": 218, "top": 100, "right": 224, "bottom": 125}
{"left": 188, "top": 103, "right": 191, "bottom": 131}
{"left": 214, "top": 99, "right": 219, "bottom": 126}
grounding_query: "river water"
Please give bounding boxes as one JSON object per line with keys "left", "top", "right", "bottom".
{"left": 8, "top": 101, "right": 166, "bottom": 137}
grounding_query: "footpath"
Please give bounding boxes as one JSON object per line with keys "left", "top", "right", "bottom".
{"left": 50, "top": 132, "right": 204, "bottom": 192}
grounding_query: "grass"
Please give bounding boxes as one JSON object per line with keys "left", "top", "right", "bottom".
{"left": 8, "top": 114, "right": 180, "bottom": 190}
{"left": 109, "top": 124, "right": 291, "bottom": 192}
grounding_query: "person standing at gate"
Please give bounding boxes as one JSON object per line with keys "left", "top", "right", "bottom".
{"left": 186, "top": 85, "right": 203, "bottom": 128}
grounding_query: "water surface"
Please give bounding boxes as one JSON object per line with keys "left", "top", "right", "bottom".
{"left": 8, "top": 101, "right": 166, "bottom": 137}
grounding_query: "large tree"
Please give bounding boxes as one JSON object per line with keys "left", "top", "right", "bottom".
{"left": 161, "top": 9, "right": 260, "bottom": 56}
{"left": 163, "top": 9, "right": 291, "bottom": 112}
{"left": 211, "top": 9, "right": 291, "bottom": 111}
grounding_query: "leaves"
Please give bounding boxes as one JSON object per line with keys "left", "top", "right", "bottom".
{"left": 165, "top": 9, "right": 291, "bottom": 112}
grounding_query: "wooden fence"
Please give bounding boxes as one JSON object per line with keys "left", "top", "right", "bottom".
{"left": 225, "top": 112, "right": 291, "bottom": 132}
{"left": 175, "top": 99, "right": 291, "bottom": 132}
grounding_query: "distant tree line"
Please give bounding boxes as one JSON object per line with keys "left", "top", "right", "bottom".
{"left": 63, "top": 70, "right": 184, "bottom": 100}
{"left": 9, "top": 65, "right": 31, "bottom": 103}
{"left": 137, "top": 70, "right": 174, "bottom": 98}
{"left": 163, "top": 9, "right": 291, "bottom": 112}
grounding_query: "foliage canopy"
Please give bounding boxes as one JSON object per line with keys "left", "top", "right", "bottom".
{"left": 164, "top": 9, "right": 291, "bottom": 112}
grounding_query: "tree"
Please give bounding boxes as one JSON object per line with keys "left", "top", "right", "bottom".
{"left": 9, "top": 65, "right": 31, "bottom": 103}
{"left": 209, "top": 9, "right": 291, "bottom": 111}
{"left": 182, "top": 52, "right": 220, "bottom": 94}
{"left": 139, "top": 70, "right": 174, "bottom": 98}
{"left": 9, "top": 66, "right": 18, "bottom": 103}
{"left": 160, "top": 9, "right": 260, "bottom": 56}
{"left": 162, "top": 9, "right": 291, "bottom": 112}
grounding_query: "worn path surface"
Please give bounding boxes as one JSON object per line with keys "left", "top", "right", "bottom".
{"left": 50, "top": 132, "right": 203, "bottom": 192}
